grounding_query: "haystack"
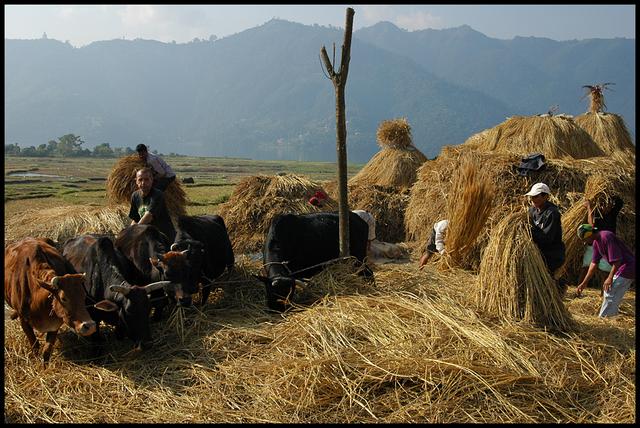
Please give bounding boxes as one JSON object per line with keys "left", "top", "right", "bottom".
{"left": 106, "top": 154, "right": 187, "bottom": 218}
{"left": 405, "top": 144, "right": 634, "bottom": 271}
{"left": 349, "top": 118, "right": 428, "bottom": 189}
{"left": 476, "top": 211, "right": 574, "bottom": 331}
{"left": 467, "top": 115, "right": 605, "bottom": 159}
{"left": 218, "top": 173, "right": 337, "bottom": 254}
{"left": 323, "top": 181, "right": 410, "bottom": 243}
{"left": 4, "top": 204, "right": 130, "bottom": 245}
{"left": 574, "top": 112, "right": 635, "bottom": 164}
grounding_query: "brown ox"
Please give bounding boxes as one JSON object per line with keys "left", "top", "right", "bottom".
{"left": 4, "top": 237, "right": 97, "bottom": 362}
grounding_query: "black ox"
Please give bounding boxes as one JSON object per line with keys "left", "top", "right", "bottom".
{"left": 255, "top": 211, "right": 373, "bottom": 312}
{"left": 62, "top": 234, "right": 167, "bottom": 350}
{"left": 171, "top": 214, "right": 235, "bottom": 306}
{"left": 115, "top": 224, "right": 197, "bottom": 319}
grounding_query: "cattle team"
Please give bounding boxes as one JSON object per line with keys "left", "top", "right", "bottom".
{"left": 4, "top": 166, "right": 375, "bottom": 363}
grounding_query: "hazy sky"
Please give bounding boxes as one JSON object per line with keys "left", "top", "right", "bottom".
{"left": 4, "top": 4, "right": 635, "bottom": 47}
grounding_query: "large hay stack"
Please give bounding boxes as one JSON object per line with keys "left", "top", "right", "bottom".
{"left": 349, "top": 118, "right": 428, "bottom": 189}
{"left": 476, "top": 211, "right": 574, "bottom": 331}
{"left": 468, "top": 115, "right": 605, "bottom": 160}
{"left": 406, "top": 142, "right": 635, "bottom": 271}
{"left": 4, "top": 204, "right": 130, "bottom": 245}
{"left": 218, "top": 173, "right": 336, "bottom": 254}
{"left": 574, "top": 112, "right": 635, "bottom": 165}
{"left": 106, "top": 154, "right": 187, "bottom": 218}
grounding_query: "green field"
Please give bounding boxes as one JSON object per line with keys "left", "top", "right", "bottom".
{"left": 4, "top": 155, "right": 364, "bottom": 219}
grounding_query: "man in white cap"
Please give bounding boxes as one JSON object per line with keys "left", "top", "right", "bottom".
{"left": 525, "top": 182, "right": 566, "bottom": 294}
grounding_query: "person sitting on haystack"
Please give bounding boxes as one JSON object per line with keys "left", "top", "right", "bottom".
{"left": 575, "top": 224, "right": 635, "bottom": 317}
{"left": 129, "top": 167, "right": 176, "bottom": 242}
{"left": 578, "top": 195, "right": 624, "bottom": 284}
{"left": 525, "top": 182, "right": 566, "bottom": 294}
{"left": 419, "top": 219, "right": 449, "bottom": 269}
{"left": 136, "top": 143, "right": 176, "bottom": 192}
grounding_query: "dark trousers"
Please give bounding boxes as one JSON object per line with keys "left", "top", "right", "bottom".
{"left": 425, "top": 227, "right": 438, "bottom": 254}
{"left": 154, "top": 175, "right": 176, "bottom": 192}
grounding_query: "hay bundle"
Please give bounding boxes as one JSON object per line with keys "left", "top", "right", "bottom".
{"left": 476, "top": 211, "right": 574, "bottom": 331}
{"left": 439, "top": 153, "right": 495, "bottom": 270}
{"left": 4, "top": 204, "right": 130, "bottom": 245}
{"left": 349, "top": 119, "right": 427, "bottom": 189}
{"left": 106, "top": 154, "right": 187, "bottom": 217}
{"left": 323, "top": 182, "right": 410, "bottom": 243}
{"left": 218, "top": 173, "right": 336, "bottom": 254}
{"left": 574, "top": 112, "right": 635, "bottom": 164}
{"left": 470, "top": 115, "right": 604, "bottom": 160}
{"left": 376, "top": 117, "right": 413, "bottom": 149}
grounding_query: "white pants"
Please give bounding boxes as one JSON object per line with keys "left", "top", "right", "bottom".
{"left": 599, "top": 275, "right": 633, "bottom": 317}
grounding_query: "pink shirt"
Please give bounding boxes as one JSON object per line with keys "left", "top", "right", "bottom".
{"left": 592, "top": 230, "right": 635, "bottom": 279}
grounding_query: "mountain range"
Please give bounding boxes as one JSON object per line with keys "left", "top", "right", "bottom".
{"left": 4, "top": 19, "right": 635, "bottom": 162}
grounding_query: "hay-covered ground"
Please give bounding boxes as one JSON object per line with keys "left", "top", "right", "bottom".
{"left": 4, "top": 255, "right": 635, "bottom": 423}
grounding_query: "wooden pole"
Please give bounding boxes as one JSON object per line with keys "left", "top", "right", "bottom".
{"left": 320, "top": 7, "right": 354, "bottom": 257}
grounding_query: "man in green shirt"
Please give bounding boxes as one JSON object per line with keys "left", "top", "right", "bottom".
{"left": 128, "top": 167, "right": 176, "bottom": 242}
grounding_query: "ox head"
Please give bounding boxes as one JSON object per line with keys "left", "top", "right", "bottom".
{"left": 253, "top": 275, "right": 306, "bottom": 312}
{"left": 93, "top": 281, "right": 166, "bottom": 350}
{"left": 40, "top": 273, "right": 96, "bottom": 337}
{"left": 150, "top": 250, "right": 194, "bottom": 307}
{"left": 171, "top": 239, "right": 205, "bottom": 294}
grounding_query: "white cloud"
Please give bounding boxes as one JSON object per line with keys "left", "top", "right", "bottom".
{"left": 395, "top": 11, "right": 443, "bottom": 31}
{"left": 58, "top": 6, "right": 76, "bottom": 20}
{"left": 118, "top": 5, "right": 157, "bottom": 27}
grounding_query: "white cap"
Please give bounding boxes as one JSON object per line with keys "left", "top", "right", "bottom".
{"left": 525, "top": 182, "right": 550, "bottom": 196}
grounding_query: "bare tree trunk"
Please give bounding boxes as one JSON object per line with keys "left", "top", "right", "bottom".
{"left": 320, "top": 7, "right": 354, "bottom": 257}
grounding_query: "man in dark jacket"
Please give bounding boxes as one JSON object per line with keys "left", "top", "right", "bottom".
{"left": 526, "top": 182, "right": 566, "bottom": 294}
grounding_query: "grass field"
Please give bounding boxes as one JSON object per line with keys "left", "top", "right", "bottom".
{"left": 3, "top": 155, "right": 635, "bottom": 423}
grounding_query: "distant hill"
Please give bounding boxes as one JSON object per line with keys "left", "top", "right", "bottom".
{"left": 4, "top": 19, "right": 634, "bottom": 162}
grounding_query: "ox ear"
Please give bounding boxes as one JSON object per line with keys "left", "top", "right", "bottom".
{"left": 94, "top": 300, "right": 119, "bottom": 312}
{"left": 109, "top": 284, "right": 131, "bottom": 296}
{"left": 252, "top": 274, "right": 270, "bottom": 284}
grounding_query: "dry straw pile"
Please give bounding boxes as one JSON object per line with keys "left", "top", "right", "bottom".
{"left": 218, "top": 173, "right": 336, "bottom": 253}
{"left": 476, "top": 211, "right": 574, "bottom": 331}
{"left": 349, "top": 118, "right": 427, "bottom": 189}
{"left": 405, "top": 143, "right": 634, "bottom": 271}
{"left": 574, "top": 112, "right": 636, "bottom": 165}
{"left": 106, "top": 154, "right": 187, "bottom": 218}
{"left": 468, "top": 115, "right": 605, "bottom": 160}
{"left": 4, "top": 256, "right": 634, "bottom": 423}
{"left": 438, "top": 152, "right": 495, "bottom": 270}
{"left": 4, "top": 204, "right": 130, "bottom": 245}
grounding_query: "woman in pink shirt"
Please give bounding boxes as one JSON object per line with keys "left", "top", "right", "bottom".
{"left": 576, "top": 224, "right": 635, "bottom": 317}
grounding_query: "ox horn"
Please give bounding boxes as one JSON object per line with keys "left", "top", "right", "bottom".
{"left": 51, "top": 276, "right": 60, "bottom": 288}
{"left": 180, "top": 249, "right": 190, "bottom": 255}
{"left": 109, "top": 284, "right": 131, "bottom": 296}
{"left": 170, "top": 243, "right": 179, "bottom": 251}
{"left": 144, "top": 280, "right": 172, "bottom": 293}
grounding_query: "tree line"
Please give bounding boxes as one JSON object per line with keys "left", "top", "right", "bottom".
{"left": 4, "top": 134, "right": 176, "bottom": 158}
